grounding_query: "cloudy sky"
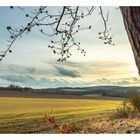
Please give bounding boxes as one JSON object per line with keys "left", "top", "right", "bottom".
{"left": 0, "top": 6, "right": 139, "bottom": 88}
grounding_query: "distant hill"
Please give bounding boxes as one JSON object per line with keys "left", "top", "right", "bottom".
{"left": 60, "top": 86, "right": 140, "bottom": 97}
{"left": 35, "top": 86, "right": 140, "bottom": 98}
{"left": 1, "top": 85, "right": 140, "bottom": 98}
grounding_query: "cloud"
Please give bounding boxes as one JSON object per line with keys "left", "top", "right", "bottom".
{"left": 43, "top": 59, "right": 135, "bottom": 81}
{"left": 1, "top": 72, "right": 140, "bottom": 88}
{"left": 7, "top": 64, "right": 36, "bottom": 74}
{"left": 55, "top": 66, "right": 81, "bottom": 78}
{"left": 0, "top": 74, "right": 91, "bottom": 88}
{"left": 44, "top": 60, "right": 82, "bottom": 69}
{"left": 92, "top": 77, "right": 140, "bottom": 86}
{"left": 0, "top": 63, "right": 55, "bottom": 77}
{"left": 0, "top": 75, "right": 35, "bottom": 83}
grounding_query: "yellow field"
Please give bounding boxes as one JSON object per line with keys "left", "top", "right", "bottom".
{"left": 0, "top": 97, "right": 122, "bottom": 133}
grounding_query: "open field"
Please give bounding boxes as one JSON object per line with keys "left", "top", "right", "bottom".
{"left": 0, "top": 92, "right": 122, "bottom": 133}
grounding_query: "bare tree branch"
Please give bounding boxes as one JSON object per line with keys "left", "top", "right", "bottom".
{"left": 0, "top": 6, "right": 114, "bottom": 62}
{"left": 98, "top": 6, "right": 115, "bottom": 46}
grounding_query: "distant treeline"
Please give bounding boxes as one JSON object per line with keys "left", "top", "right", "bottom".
{"left": 0, "top": 84, "right": 35, "bottom": 92}
{"left": 0, "top": 85, "right": 140, "bottom": 98}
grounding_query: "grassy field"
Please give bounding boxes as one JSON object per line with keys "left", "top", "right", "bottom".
{"left": 0, "top": 97, "right": 122, "bottom": 133}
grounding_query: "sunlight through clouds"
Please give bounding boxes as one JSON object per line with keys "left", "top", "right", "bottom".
{"left": 0, "top": 6, "right": 139, "bottom": 88}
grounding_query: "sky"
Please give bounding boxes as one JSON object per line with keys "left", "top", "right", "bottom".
{"left": 0, "top": 6, "right": 140, "bottom": 88}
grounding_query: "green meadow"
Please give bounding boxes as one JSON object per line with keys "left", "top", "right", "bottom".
{"left": 0, "top": 97, "right": 121, "bottom": 133}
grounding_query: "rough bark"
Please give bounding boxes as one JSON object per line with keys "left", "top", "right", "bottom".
{"left": 120, "top": 7, "right": 140, "bottom": 74}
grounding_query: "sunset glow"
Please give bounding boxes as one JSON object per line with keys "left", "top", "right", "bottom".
{"left": 0, "top": 6, "right": 139, "bottom": 88}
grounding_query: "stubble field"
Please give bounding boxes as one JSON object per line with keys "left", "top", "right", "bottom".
{"left": 0, "top": 94, "right": 121, "bottom": 133}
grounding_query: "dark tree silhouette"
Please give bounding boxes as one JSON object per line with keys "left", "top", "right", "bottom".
{"left": 120, "top": 7, "right": 140, "bottom": 74}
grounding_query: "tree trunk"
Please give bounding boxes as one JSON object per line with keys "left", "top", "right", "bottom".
{"left": 120, "top": 7, "right": 140, "bottom": 74}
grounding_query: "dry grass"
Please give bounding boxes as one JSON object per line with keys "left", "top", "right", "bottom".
{"left": 0, "top": 96, "right": 121, "bottom": 133}
{"left": 1, "top": 95, "right": 140, "bottom": 134}
{"left": 36, "top": 114, "right": 140, "bottom": 133}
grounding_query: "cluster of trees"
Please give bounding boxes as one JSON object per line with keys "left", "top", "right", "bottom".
{"left": 9, "top": 84, "right": 33, "bottom": 92}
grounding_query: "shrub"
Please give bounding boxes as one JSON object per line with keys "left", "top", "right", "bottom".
{"left": 112, "top": 101, "right": 133, "bottom": 119}
{"left": 112, "top": 94, "right": 140, "bottom": 119}
{"left": 128, "top": 94, "right": 140, "bottom": 113}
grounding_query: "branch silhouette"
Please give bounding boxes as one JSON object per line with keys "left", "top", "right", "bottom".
{"left": 0, "top": 6, "right": 114, "bottom": 62}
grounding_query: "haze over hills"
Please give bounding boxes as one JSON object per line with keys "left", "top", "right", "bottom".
{"left": 1, "top": 85, "right": 140, "bottom": 98}
{"left": 52, "top": 86, "right": 140, "bottom": 97}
